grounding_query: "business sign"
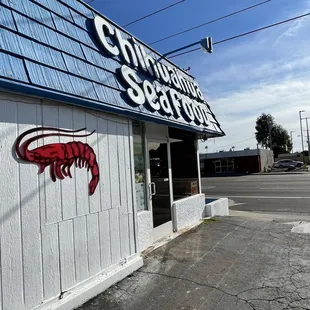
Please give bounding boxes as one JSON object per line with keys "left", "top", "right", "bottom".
{"left": 93, "top": 16, "right": 221, "bottom": 133}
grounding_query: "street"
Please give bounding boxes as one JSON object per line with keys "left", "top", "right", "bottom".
{"left": 202, "top": 174, "right": 310, "bottom": 215}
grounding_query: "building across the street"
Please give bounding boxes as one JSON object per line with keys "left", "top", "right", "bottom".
{"left": 200, "top": 148, "right": 274, "bottom": 176}
{"left": 0, "top": 1, "right": 224, "bottom": 310}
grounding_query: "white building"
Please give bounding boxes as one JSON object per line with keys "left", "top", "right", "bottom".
{"left": 0, "top": 1, "right": 224, "bottom": 309}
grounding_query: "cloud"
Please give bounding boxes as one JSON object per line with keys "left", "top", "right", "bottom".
{"left": 200, "top": 78, "right": 310, "bottom": 153}
{"left": 196, "top": 1, "right": 310, "bottom": 154}
{"left": 273, "top": 7, "right": 310, "bottom": 46}
{"left": 202, "top": 55, "right": 310, "bottom": 93}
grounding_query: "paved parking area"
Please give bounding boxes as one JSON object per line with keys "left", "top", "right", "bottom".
{"left": 78, "top": 213, "right": 310, "bottom": 310}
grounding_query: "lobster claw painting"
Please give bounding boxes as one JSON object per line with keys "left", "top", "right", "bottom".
{"left": 15, "top": 127, "right": 100, "bottom": 196}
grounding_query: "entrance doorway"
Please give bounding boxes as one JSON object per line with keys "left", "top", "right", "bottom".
{"left": 147, "top": 139, "right": 172, "bottom": 238}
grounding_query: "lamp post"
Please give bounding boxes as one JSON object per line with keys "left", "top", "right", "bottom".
{"left": 290, "top": 131, "right": 294, "bottom": 153}
{"left": 305, "top": 117, "right": 310, "bottom": 160}
{"left": 299, "top": 110, "right": 305, "bottom": 164}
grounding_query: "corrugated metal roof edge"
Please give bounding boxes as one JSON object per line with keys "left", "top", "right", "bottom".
{"left": 0, "top": 78, "right": 225, "bottom": 138}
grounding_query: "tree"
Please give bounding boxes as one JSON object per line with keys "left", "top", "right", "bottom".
{"left": 271, "top": 124, "right": 291, "bottom": 157}
{"left": 255, "top": 113, "right": 274, "bottom": 148}
{"left": 255, "top": 113, "right": 291, "bottom": 158}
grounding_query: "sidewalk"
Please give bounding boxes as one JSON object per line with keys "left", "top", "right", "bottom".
{"left": 254, "top": 171, "right": 310, "bottom": 175}
{"left": 78, "top": 213, "right": 310, "bottom": 310}
{"left": 254, "top": 167, "right": 310, "bottom": 175}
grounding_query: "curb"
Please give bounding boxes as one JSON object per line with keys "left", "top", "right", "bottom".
{"left": 253, "top": 172, "right": 309, "bottom": 175}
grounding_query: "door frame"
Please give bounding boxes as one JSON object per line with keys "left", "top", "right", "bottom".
{"left": 144, "top": 125, "right": 175, "bottom": 239}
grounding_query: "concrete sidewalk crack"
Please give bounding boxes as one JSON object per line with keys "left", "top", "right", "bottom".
{"left": 196, "top": 221, "right": 272, "bottom": 309}
{"left": 137, "top": 269, "right": 236, "bottom": 298}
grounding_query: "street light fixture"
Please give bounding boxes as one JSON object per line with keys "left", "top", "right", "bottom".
{"left": 299, "top": 110, "right": 305, "bottom": 163}
{"left": 163, "top": 37, "right": 213, "bottom": 57}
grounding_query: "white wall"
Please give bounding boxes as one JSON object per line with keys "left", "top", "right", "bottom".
{"left": 259, "top": 149, "right": 274, "bottom": 171}
{"left": 205, "top": 198, "right": 229, "bottom": 217}
{"left": 172, "top": 194, "right": 206, "bottom": 231}
{"left": 137, "top": 211, "right": 153, "bottom": 252}
{"left": 0, "top": 91, "right": 139, "bottom": 310}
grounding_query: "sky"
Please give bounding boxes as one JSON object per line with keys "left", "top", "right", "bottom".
{"left": 90, "top": 0, "right": 310, "bottom": 154}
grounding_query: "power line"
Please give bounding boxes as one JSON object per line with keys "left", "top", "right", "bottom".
{"left": 212, "top": 137, "right": 256, "bottom": 150}
{"left": 122, "top": 0, "right": 185, "bottom": 28}
{"left": 168, "top": 11, "right": 310, "bottom": 59}
{"left": 207, "top": 131, "right": 294, "bottom": 150}
{"left": 149, "top": 0, "right": 271, "bottom": 45}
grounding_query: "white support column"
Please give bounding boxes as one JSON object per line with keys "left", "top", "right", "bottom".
{"left": 128, "top": 120, "right": 139, "bottom": 254}
{"left": 196, "top": 139, "right": 202, "bottom": 194}
{"left": 167, "top": 128, "right": 176, "bottom": 232}
{"left": 143, "top": 123, "right": 152, "bottom": 212}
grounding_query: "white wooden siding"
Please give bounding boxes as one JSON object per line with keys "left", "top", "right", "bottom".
{"left": 98, "top": 117, "right": 111, "bottom": 211}
{"left": 98, "top": 211, "right": 112, "bottom": 269}
{"left": 109, "top": 121, "right": 121, "bottom": 209}
{"left": 41, "top": 224, "right": 60, "bottom": 300}
{"left": 43, "top": 104, "right": 62, "bottom": 224}
{"left": 86, "top": 213, "right": 101, "bottom": 275}
{"left": 86, "top": 113, "right": 101, "bottom": 214}
{"left": 59, "top": 106, "right": 77, "bottom": 221}
{"left": 0, "top": 99, "right": 24, "bottom": 310}
{"left": 59, "top": 220, "right": 76, "bottom": 291}
{"left": 0, "top": 91, "right": 136, "bottom": 310}
{"left": 73, "top": 216, "right": 89, "bottom": 283}
{"left": 18, "top": 103, "right": 44, "bottom": 309}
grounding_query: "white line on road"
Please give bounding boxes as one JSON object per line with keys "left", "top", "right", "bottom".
{"left": 258, "top": 188, "right": 310, "bottom": 190}
{"left": 231, "top": 203, "right": 247, "bottom": 206}
{"left": 213, "top": 195, "right": 310, "bottom": 199}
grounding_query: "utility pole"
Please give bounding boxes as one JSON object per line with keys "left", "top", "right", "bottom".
{"left": 267, "top": 121, "right": 273, "bottom": 150}
{"left": 299, "top": 110, "right": 305, "bottom": 164}
{"left": 290, "top": 131, "right": 294, "bottom": 153}
{"left": 305, "top": 117, "right": 310, "bottom": 160}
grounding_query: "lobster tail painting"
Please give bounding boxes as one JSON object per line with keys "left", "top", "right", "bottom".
{"left": 15, "top": 127, "right": 100, "bottom": 195}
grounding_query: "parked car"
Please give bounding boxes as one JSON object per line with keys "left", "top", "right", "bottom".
{"left": 273, "top": 159, "right": 303, "bottom": 168}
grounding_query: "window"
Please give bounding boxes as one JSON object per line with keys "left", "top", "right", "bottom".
{"left": 133, "top": 121, "right": 146, "bottom": 212}
{"left": 215, "top": 160, "right": 221, "bottom": 173}
{"left": 214, "top": 159, "right": 235, "bottom": 173}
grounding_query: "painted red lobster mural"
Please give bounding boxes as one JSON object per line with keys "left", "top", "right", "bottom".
{"left": 15, "top": 127, "right": 99, "bottom": 195}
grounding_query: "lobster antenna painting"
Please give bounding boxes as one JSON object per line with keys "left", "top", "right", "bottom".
{"left": 15, "top": 127, "right": 100, "bottom": 195}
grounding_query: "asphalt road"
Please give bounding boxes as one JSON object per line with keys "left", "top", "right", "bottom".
{"left": 202, "top": 173, "right": 310, "bottom": 215}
